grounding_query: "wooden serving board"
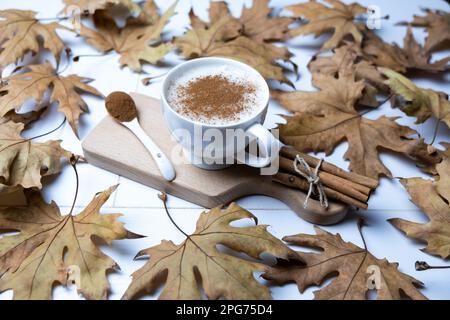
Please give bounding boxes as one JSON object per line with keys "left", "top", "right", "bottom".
{"left": 82, "top": 93, "right": 348, "bottom": 225}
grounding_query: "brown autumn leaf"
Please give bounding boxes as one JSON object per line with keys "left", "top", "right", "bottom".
{"left": 191, "top": 0, "right": 293, "bottom": 43}
{"left": 362, "top": 28, "right": 450, "bottom": 73}
{"left": 133, "top": 0, "right": 162, "bottom": 24}
{"left": 286, "top": 0, "right": 367, "bottom": 51}
{"left": 2, "top": 107, "right": 47, "bottom": 128}
{"left": 0, "top": 185, "right": 141, "bottom": 299}
{"left": 308, "top": 42, "right": 386, "bottom": 107}
{"left": 62, "top": 0, "right": 141, "bottom": 15}
{"left": 389, "top": 159, "right": 450, "bottom": 259}
{"left": 174, "top": 16, "right": 294, "bottom": 85}
{"left": 381, "top": 68, "right": 450, "bottom": 128}
{"left": 122, "top": 201, "right": 299, "bottom": 300}
{"left": 188, "top": 4, "right": 241, "bottom": 42}
{"left": 274, "top": 68, "right": 441, "bottom": 179}
{"left": 0, "top": 120, "right": 71, "bottom": 194}
{"left": 441, "top": 142, "right": 450, "bottom": 158}
{"left": 240, "top": 0, "right": 294, "bottom": 43}
{"left": 0, "top": 10, "right": 69, "bottom": 70}
{"left": 398, "top": 8, "right": 450, "bottom": 53}
{"left": 361, "top": 29, "right": 408, "bottom": 73}
{"left": 401, "top": 26, "right": 450, "bottom": 72}
{"left": 263, "top": 223, "right": 426, "bottom": 300}
{"left": 0, "top": 63, "right": 102, "bottom": 136}
{"left": 80, "top": 1, "right": 177, "bottom": 72}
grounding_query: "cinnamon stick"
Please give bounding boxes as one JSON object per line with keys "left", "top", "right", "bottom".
{"left": 274, "top": 172, "right": 368, "bottom": 210}
{"left": 279, "top": 157, "right": 370, "bottom": 202}
{"left": 280, "top": 147, "right": 378, "bottom": 189}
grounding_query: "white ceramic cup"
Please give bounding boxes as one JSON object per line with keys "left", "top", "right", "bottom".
{"left": 161, "top": 57, "right": 280, "bottom": 170}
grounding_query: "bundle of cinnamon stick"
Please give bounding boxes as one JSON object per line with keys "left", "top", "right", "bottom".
{"left": 274, "top": 147, "right": 378, "bottom": 210}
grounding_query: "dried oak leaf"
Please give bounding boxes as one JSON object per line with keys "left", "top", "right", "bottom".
{"left": 398, "top": 9, "right": 450, "bottom": 53}
{"left": 0, "top": 10, "right": 69, "bottom": 70}
{"left": 0, "top": 185, "right": 140, "bottom": 299}
{"left": 191, "top": 0, "right": 293, "bottom": 43}
{"left": 174, "top": 16, "right": 293, "bottom": 85}
{"left": 122, "top": 202, "right": 299, "bottom": 300}
{"left": 263, "top": 225, "right": 426, "bottom": 300}
{"left": 286, "top": 0, "right": 367, "bottom": 51}
{"left": 0, "top": 120, "right": 71, "bottom": 194}
{"left": 80, "top": 1, "right": 177, "bottom": 72}
{"left": 62, "top": 0, "right": 141, "bottom": 15}
{"left": 274, "top": 68, "right": 440, "bottom": 179}
{"left": 390, "top": 159, "right": 450, "bottom": 259}
{"left": 0, "top": 63, "right": 102, "bottom": 136}
{"left": 308, "top": 42, "right": 386, "bottom": 107}
{"left": 381, "top": 68, "right": 450, "bottom": 128}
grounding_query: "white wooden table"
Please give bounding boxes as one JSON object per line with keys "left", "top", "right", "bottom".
{"left": 1, "top": 0, "right": 449, "bottom": 300}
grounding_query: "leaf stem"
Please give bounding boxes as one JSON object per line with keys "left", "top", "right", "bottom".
{"left": 0, "top": 117, "right": 67, "bottom": 154}
{"left": 73, "top": 51, "right": 113, "bottom": 62}
{"left": 353, "top": 15, "right": 390, "bottom": 23}
{"left": 69, "top": 155, "right": 80, "bottom": 215}
{"left": 357, "top": 218, "right": 368, "bottom": 251}
{"left": 430, "top": 118, "right": 440, "bottom": 145}
{"left": 141, "top": 72, "right": 168, "bottom": 86}
{"left": 36, "top": 16, "right": 71, "bottom": 22}
{"left": 56, "top": 49, "right": 73, "bottom": 75}
{"left": 416, "top": 261, "right": 450, "bottom": 271}
{"left": 158, "top": 193, "right": 189, "bottom": 238}
{"left": 359, "top": 93, "right": 394, "bottom": 111}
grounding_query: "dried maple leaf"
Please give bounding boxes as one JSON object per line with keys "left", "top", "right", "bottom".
{"left": 263, "top": 223, "right": 426, "bottom": 300}
{"left": 0, "top": 185, "right": 140, "bottom": 299}
{"left": 441, "top": 142, "right": 450, "bottom": 158}
{"left": 274, "top": 68, "right": 440, "bottom": 179}
{"left": 286, "top": 0, "right": 367, "bottom": 51}
{"left": 122, "top": 202, "right": 299, "bottom": 300}
{"left": 80, "top": 1, "right": 177, "bottom": 72}
{"left": 174, "top": 16, "right": 293, "bottom": 85}
{"left": 62, "top": 0, "right": 140, "bottom": 15}
{"left": 362, "top": 28, "right": 450, "bottom": 73}
{"left": 0, "top": 120, "right": 71, "bottom": 194}
{"left": 240, "top": 0, "right": 294, "bottom": 43}
{"left": 2, "top": 107, "right": 47, "bottom": 127}
{"left": 401, "top": 26, "right": 450, "bottom": 73}
{"left": 308, "top": 42, "right": 386, "bottom": 107}
{"left": 0, "top": 63, "right": 102, "bottom": 136}
{"left": 361, "top": 29, "right": 408, "bottom": 73}
{"left": 398, "top": 9, "right": 450, "bottom": 53}
{"left": 390, "top": 159, "right": 450, "bottom": 259}
{"left": 381, "top": 68, "right": 450, "bottom": 128}
{"left": 0, "top": 10, "right": 69, "bottom": 70}
{"left": 192, "top": 0, "right": 293, "bottom": 43}
{"left": 189, "top": 4, "right": 241, "bottom": 42}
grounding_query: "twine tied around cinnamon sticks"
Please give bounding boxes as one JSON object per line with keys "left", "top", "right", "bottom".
{"left": 273, "top": 147, "right": 378, "bottom": 210}
{"left": 294, "top": 155, "right": 328, "bottom": 209}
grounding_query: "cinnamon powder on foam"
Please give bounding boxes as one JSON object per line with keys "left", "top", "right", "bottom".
{"left": 170, "top": 75, "right": 257, "bottom": 124}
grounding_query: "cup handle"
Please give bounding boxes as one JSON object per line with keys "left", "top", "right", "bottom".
{"left": 242, "top": 123, "right": 280, "bottom": 168}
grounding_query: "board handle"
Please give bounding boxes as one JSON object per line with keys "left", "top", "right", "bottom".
{"left": 255, "top": 178, "right": 349, "bottom": 225}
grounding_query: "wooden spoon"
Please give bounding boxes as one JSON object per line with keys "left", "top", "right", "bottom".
{"left": 105, "top": 91, "right": 176, "bottom": 181}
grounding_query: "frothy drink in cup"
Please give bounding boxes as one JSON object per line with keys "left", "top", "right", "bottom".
{"left": 167, "top": 65, "right": 266, "bottom": 125}
{"left": 161, "top": 57, "right": 280, "bottom": 172}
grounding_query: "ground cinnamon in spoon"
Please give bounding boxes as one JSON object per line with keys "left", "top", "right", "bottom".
{"left": 105, "top": 91, "right": 137, "bottom": 122}
{"left": 172, "top": 75, "right": 256, "bottom": 124}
